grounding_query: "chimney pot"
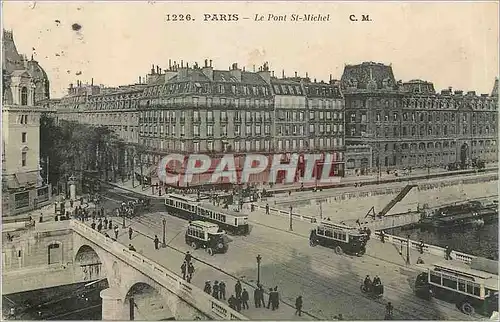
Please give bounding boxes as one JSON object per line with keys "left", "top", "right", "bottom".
{"left": 209, "top": 60, "right": 212, "bottom": 67}
{"left": 169, "top": 59, "right": 172, "bottom": 69}
{"left": 205, "top": 59, "right": 208, "bottom": 67}
{"left": 181, "top": 60, "right": 183, "bottom": 68}
{"left": 295, "top": 71, "right": 297, "bottom": 77}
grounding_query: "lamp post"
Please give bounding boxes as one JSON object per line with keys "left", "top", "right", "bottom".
{"left": 319, "top": 200, "right": 323, "bottom": 220}
{"left": 289, "top": 206, "right": 293, "bottom": 231}
{"left": 256, "top": 254, "right": 262, "bottom": 286}
{"left": 162, "top": 218, "right": 167, "bottom": 247}
{"left": 122, "top": 212, "right": 126, "bottom": 228}
{"left": 406, "top": 235, "right": 411, "bottom": 265}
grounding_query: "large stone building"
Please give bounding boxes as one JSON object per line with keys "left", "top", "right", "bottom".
{"left": 341, "top": 62, "right": 498, "bottom": 173}
{"left": 2, "top": 30, "right": 51, "bottom": 215}
{"left": 55, "top": 60, "right": 346, "bottom": 186}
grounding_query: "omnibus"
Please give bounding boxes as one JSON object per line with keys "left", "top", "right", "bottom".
{"left": 415, "top": 261, "right": 499, "bottom": 316}
{"left": 185, "top": 221, "right": 228, "bottom": 256}
{"left": 164, "top": 194, "right": 249, "bottom": 235}
{"left": 309, "top": 221, "right": 368, "bottom": 256}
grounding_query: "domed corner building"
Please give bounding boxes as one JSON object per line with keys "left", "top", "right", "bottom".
{"left": 2, "top": 29, "right": 52, "bottom": 216}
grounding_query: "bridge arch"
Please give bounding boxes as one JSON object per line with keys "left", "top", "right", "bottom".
{"left": 75, "top": 244, "right": 108, "bottom": 282}
{"left": 124, "top": 282, "right": 174, "bottom": 320}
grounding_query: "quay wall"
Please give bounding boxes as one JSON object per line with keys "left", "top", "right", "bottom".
{"left": 276, "top": 174, "right": 498, "bottom": 223}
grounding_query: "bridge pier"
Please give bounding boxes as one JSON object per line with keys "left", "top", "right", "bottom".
{"left": 100, "top": 287, "right": 130, "bottom": 320}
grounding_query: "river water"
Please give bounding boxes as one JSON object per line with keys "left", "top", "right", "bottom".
{"left": 391, "top": 221, "right": 499, "bottom": 260}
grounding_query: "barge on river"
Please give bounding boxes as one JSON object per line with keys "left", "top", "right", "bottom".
{"left": 419, "top": 201, "right": 498, "bottom": 229}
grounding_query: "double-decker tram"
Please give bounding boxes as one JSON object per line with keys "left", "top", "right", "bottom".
{"left": 164, "top": 193, "right": 249, "bottom": 235}
{"left": 309, "top": 221, "right": 368, "bottom": 256}
{"left": 415, "top": 261, "right": 499, "bottom": 316}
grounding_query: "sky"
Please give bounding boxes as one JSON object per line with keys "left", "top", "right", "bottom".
{"left": 3, "top": 1, "right": 499, "bottom": 98}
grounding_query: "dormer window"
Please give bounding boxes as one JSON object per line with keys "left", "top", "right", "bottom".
{"left": 21, "top": 87, "right": 28, "bottom": 106}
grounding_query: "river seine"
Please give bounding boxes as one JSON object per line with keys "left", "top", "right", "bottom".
{"left": 391, "top": 221, "right": 499, "bottom": 260}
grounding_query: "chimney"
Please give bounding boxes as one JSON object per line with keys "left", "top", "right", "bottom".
{"left": 151, "top": 64, "right": 155, "bottom": 74}
{"left": 169, "top": 59, "right": 172, "bottom": 69}
{"left": 91, "top": 78, "right": 94, "bottom": 86}
{"left": 181, "top": 60, "right": 183, "bottom": 68}
{"left": 230, "top": 63, "right": 242, "bottom": 81}
{"left": 202, "top": 60, "right": 214, "bottom": 80}
{"left": 330, "top": 74, "right": 332, "bottom": 81}
{"left": 306, "top": 72, "right": 309, "bottom": 78}
{"left": 295, "top": 71, "right": 297, "bottom": 77}
{"left": 258, "top": 66, "right": 271, "bottom": 84}
{"left": 186, "top": 62, "right": 189, "bottom": 68}
{"left": 139, "top": 76, "right": 142, "bottom": 84}
{"left": 253, "top": 65, "right": 256, "bottom": 72}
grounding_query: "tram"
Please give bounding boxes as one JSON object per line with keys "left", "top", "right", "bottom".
{"left": 164, "top": 194, "right": 249, "bottom": 235}
{"left": 185, "top": 221, "right": 228, "bottom": 256}
{"left": 309, "top": 221, "right": 368, "bottom": 256}
{"left": 415, "top": 261, "right": 499, "bottom": 316}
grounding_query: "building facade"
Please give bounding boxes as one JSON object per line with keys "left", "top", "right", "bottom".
{"left": 2, "top": 30, "right": 51, "bottom": 215}
{"left": 341, "top": 62, "right": 498, "bottom": 173}
{"left": 55, "top": 60, "right": 346, "bottom": 186}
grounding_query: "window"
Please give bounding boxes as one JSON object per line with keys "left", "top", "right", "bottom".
{"left": 207, "top": 125, "right": 213, "bottom": 136}
{"left": 21, "top": 87, "right": 28, "bottom": 106}
{"left": 208, "top": 111, "right": 213, "bottom": 122}
{"left": 235, "top": 125, "right": 241, "bottom": 136}
{"left": 221, "top": 125, "right": 227, "bottom": 136}
{"left": 21, "top": 132, "right": 27, "bottom": 143}
{"left": 194, "top": 125, "right": 200, "bottom": 136}
{"left": 246, "top": 125, "right": 251, "bottom": 135}
{"left": 193, "top": 111, "right": 200, "bottom": 122}
{"left": 21, "top": 151, "right": 27, "bottom": 167}
{"left": 207, "top": 141, "right": 214, "bottom": 151}
{"left": 194, "top": 142, "right": 200, "bottom": 152}
{"left": 309, "top": 124, "right": 315, "bottom": 133}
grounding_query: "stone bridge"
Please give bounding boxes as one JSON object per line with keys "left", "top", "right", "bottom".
{"left": 70, "top": 220, "right": 246, "bottom": 320}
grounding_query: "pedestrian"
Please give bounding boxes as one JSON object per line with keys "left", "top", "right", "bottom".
{"left": 445, "top": 245, "right": 453, "bottom": 260}
{"left": 228, "top": 295, "right": 236, "bottom": 310}
{"left": 100, "top": 207, "right": 104, "bottom": 217}
{"left": 273, "top": 286, "right": 280, "bottom": 309}
{"left": 265, "top": 203, "right": 270, "bottom": 215}
{"left": 154, "top": 235, "right": 160, "bottom": 250}
{"left": 254, "top": 287, "right": 260, "bottom": 308}
{"left": 108, "top": 220, "right": 113, "bottom": 230}
{"left": 187, "top": 262, "right": 195, "bottom": 283}
{"left": 97, "top": 222, "right": 102, "bottom": 233}
{"left": 114, "top": 226, "right": 119, "bottom": 240}
{"left": 241, "top": 288, "right": 249, "bottom": 309}
{"left": 419, "top": 239, "right": 425, "bottom": 254}
{"left": 258, "top": 285, "right": 266, "bottom": 308}
{"left": 128, "top": 244, "right": 136, "bottom": 251}
{"left": 70, "top": 199, "right": 74, "bottom": 208}
{"left": 104, "top": 217, "right": 108, "bottom": 228}
{"left": 295, "top": 295, "right": 303, "bottom": 316}
{"left": 212, "top": 281, "right": 219, "bottom": 300}
{"left": 204, "top": 281, "right": 211, "bottom": 294}
{"left": 235, "top": 295, "right": 242, "bottom": 312}
{"left": 128, "top": 227, "right": 133, "bottom": 240}
{"left": 235, "top": 280, "right": 242, "bottom": 299}
{"left": 91, "top": 221, "right": 96, "bottom": 230}
{"left": 185, "top": 251, "right": 192, "bottom": 263}
{"left": 219, "top": 280, "right": 226, "bottom": 300}
{"left": 266, "top": 288, "right": 273, "bottom": 309}
{"left": 181, "top": 261, "right": 187, "bottom": 280}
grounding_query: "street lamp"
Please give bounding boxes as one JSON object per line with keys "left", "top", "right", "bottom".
{"left": 406, "top": 235, "right": 411, "bottom": 265}
{"left": 122, "top": 212, "right": 126, "bottom": 228}
{"left": 289, "top": 206, "right": 293, "bottom": 231}
{"left": 162, "top": 218, "right": 167, "bottom": 248}
{"left": 256, "top": 254, "right": 262, "bottom": 286}
{"left": 319, "top": 200, "right": 323, "bottom": 220}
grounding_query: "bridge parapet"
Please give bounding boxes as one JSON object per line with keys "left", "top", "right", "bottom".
{"left": 373, "top": 231, "right": 476, "bottom": 264}
{"left": 69, "top": 220, "right": 247, "bottom": 320}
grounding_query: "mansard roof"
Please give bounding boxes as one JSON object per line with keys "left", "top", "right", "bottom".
{"left": 340, "top": 61, "right": 398, "bottom": 91}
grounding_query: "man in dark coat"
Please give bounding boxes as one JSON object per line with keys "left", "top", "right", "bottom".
{"left": 273, "top": 286, "right": 280, "bottom": 309}
{"left": 154, "top": 235, "right": 160, "bottom": 250}
{"left": 187, "top": 262, "right": 195, "bottom": 283}
{"left": 266, "top": 288, "right": 273, "bottom": 309}
{"left": 204, "top": 281, "right": 211, "bottom": 294}
{"left": 212, "top": 281, "right": 220, "bottom": 300}
{"left": 181, "top": 261, "right": 187, "bottom": 280}
{"left": 228, "top": 295, "right": 236, "bottom": 310}
{"left": 91, "top": 221, "right": 96, "bottom": 230}
{"left": 185, "top": 251, "right": 192, "bottom": 263}
{"left": 219, "top": 281, "right": 226, "bottom": 300}
{"left": 235, "top": 280, "right": 242, "bottom": 299}
{"left": 241, "top": 288, "right": 249, "bottom": 309}
{"left": 254, "top": 287, "right": 260, "bottom": 308}
{"left": 295, "top": 295, "right": 303, "bottom": 316}
{"left": 128, "top": 227, "right": 133, "bottom": 240}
